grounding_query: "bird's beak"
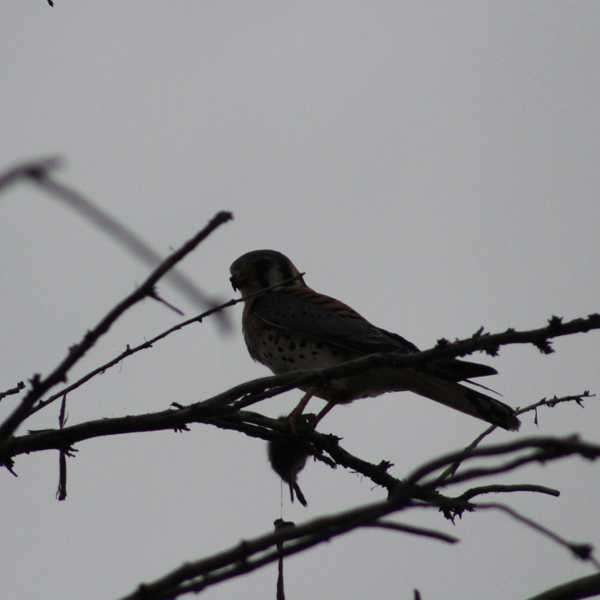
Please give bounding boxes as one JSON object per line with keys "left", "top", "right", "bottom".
{"left": 229, "top": 274, "right": 239, "bottom": 292}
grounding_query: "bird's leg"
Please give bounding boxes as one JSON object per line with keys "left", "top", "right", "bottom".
{"left": 311, "top": 401, "right": 337, "bottom": 428}
{"left": 287, "top": 391, "right": 313, "bottom": 433}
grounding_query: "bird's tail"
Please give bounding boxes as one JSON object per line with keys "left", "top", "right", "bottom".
{"left": 409, "top": 374, "right": 520, "bottom": 431}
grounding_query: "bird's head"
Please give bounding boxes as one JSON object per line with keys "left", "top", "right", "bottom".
{"left": 229, "top": 250, "right": 306, "bottom": 295}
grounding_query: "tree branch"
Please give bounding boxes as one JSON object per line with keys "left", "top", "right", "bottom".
{"left": 526, "top": 573, "right": 600, "bottom": 600}
{"left": 406, "top": 436, "right": 600, "bottom": 487}
{"left": 27, "top": 273, "right": 305, "bottom": 418}
{"left": 0, "top": 211, "right": 232, "bottom": 448}
{"left": 119, "top": 492, "right": 453, "bottom": 600}
{"left": 116, "top": 433, "right": 595, "bottom": 600}
{"left": 436, "top": 392, "right": 594, "bottom": 483}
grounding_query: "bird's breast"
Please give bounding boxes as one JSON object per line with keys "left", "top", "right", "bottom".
{"left": 244, "top": 321, "right": 354, "bottom": 375}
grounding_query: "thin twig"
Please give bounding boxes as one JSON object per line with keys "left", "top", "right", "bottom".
{"left": 436, "top": 392, "right": 593, "bottom": 482}
{"left": 0, "top": 156, "right": 61, "bottom": 192}
{"left": 459, "top": 484, "right": 560, "bottom": 501}
{"left": 363, "top": 520, "right": 458, "bottom": 544}
{"left": 475, "top": 501, "right": 600, "bottom": 569}
{"left": 0, "top": 381, "right": 25, "bottom": 402}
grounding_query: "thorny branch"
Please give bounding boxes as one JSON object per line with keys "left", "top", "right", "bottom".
{"left": 26, "top": 273, "right": 306, "bottom": 419}
{"left": 0, "top": 210, "right": 232, "bottom": 450}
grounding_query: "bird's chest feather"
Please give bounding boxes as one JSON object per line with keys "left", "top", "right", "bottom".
{"left": 242, "top": 302, "right": 354, "bottom": 375}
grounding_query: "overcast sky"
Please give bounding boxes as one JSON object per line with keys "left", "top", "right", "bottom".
{"left": 2, "top": 2, "right": 600, "bottom": 599}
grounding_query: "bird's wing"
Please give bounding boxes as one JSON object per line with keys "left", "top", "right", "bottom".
{"left": 251, "top": 289, "right": 497, "bottom": 381}
{"left": 251, "top": 288, "right": 418, "bottom": 354}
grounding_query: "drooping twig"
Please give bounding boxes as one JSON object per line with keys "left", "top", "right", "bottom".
{"left": 274, "top": 519, "right": 294, "bottom": 600}
{"left": 474, "top": 501, "right": 600, "bottom": 569}
{"left": 0, "top": 211, "right": 232, "bottom": 449}
{"left": 56, "top": 395, "right": 69, "bottom": 501}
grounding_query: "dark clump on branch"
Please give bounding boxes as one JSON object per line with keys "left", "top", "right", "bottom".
{"left": 267, "top": 418, "right": 312, "bottom": 506}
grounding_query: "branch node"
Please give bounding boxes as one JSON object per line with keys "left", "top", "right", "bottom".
{"left": 570, "top": 543, "right": 594, "bottom": 561}
{"left": 547, "top": 315, "right": 564, "bottom": 330}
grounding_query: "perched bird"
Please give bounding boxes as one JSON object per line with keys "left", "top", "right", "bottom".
{"left": 229, "top": 250, "right": 520, "bottom": 431}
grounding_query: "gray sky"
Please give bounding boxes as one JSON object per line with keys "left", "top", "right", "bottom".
{"left": 2, "top": 2, "right": 600, "bottom": 598}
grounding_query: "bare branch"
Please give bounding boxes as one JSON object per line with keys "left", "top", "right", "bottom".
{"left": 0, "top": 211, "right": 232, "bottom": 448}
{"left": 117, "top": 437, "right": 583, "bottom": 600}
{"left": 436, "top": 392, "right": 594, "bottom": 482}
{"left": 526, "top": 573, "right": 600, "bottom": 600}
{"left": 1, "top": 407, "right": 574, "bottom": 526}
{"left": 406, "top": 436, "right": 600, "bottom": 487}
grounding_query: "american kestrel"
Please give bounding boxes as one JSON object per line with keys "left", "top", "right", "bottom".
{"left": 229, "top": 250, "right": 520, "bottom": 431}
